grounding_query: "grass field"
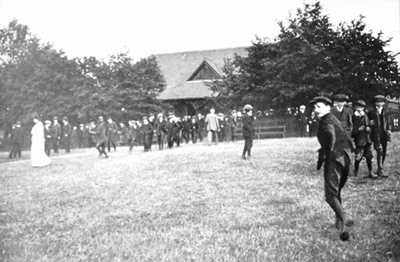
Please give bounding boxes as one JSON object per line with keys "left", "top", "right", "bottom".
{"left": 1, "top": 134, "right": 399, "bottom": 262}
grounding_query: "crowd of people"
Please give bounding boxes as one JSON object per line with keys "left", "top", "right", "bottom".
{"left": 6, "top": 109, "right": 244, "bottom": 160}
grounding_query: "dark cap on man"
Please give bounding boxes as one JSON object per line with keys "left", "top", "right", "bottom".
{"left": 354, "top": 100, "right": 366, "bottom": 107}
{"left": 63, "top": 116, "right": 68, "bottom": 121}
{"left": 374, "top": 95, "right": 385, "bottom": 102}
{"left": 334, "top": 94, "right": 349, "bottom": 102}
{"left": 16, "top": 121, "right": 21, "bottom": 125}
{"left": 53, "top": 116, "right": 58, "bottom": 120}
{"left": 309, "top": 96, "right": 333, "bottom": 106}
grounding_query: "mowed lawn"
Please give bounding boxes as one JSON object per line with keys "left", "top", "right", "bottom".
{"left": 1, "top": 134, "right": 399, "bottom": 262}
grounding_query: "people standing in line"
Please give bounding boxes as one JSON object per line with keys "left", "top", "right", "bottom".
{"left": 351, "top": 100, "right": 375, "bottom": 178}
{"left": 155, "top": 113, "right": 168, "bottom": 150}
{"left": 331, "top": 94, "right": 353, "bottom": 137}
{"left": 297, "top": 105, "right": 308, "bottom": 137}
{"left": 311, "top": 96, "right": 354, "bottom": 241}
{"left": 241, "top": 105, "right": 254, "bottom": 160}
{"left": 30, "top": 113, "right": 51, "bottom": 167}
{"left": 229, "top": 110, "right": 238, "bottom": 142}
{"left": 8, "top": 121, "right": 24, "bottom": 159}
{"left": 90, "top": 117, "right": 108, "bottom": 158}
{"left": 44, "top": 120, "right": 52, "bottom": 157}
{"left": 106, "top": 116, "right": 118, "bottom": 152}
{"left": 51, "top": 116, "right": 61, "bottom": 153}
{"left": 368, "top": 95, "right": 392, "bottom": 178}
{"left": 62, "top": 117, "right": 72, "bottom": 153}
{"left": 205, "top": 108, "right": 220, "bottom": 146}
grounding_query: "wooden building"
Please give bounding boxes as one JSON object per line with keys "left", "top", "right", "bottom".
{"left": 153, "top": 47, "right": 248, "bottom": 116}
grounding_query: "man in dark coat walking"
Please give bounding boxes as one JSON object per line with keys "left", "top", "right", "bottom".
{"left": 331, "top": 94, "right": 353, "bottom": 136}
{"left": 44, "top": 120, "right": 52, "bottom": 156}
{"left": 311, "top": 96, "right": 354, "bottom": 241}
{"left": 90, "top": 117, "right": 108, "bottom": 158}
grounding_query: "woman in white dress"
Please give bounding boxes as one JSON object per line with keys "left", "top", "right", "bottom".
{"left": 31, "top": 114, "right": 51, "bottom": 167}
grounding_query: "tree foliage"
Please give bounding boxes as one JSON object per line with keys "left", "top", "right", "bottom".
{"left": 211, "top": 2, "right": 400, "bottom": 112}
{"left": 0, "top": 20, "right": 166, "bottom": 133}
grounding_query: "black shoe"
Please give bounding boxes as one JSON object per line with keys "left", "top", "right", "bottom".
{"left": 241, "top": 155, "right": 246, "bottom": 160}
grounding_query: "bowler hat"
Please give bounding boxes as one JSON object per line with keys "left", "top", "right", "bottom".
{"left": 334, "top": 94, "right": 349, "bottom": 102}
{"left": 309, "top": 96, "right": 333, "bottom": 106}
{"left": 243, "top": 104, "right": 253, "bottom": 110}
{"left": 374, "top": 95, "right": 385, "bottom": 102}
{"left": 354, "top": 100, "right": 366, "bottom": 107}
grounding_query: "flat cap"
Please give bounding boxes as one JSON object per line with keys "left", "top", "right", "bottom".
{"left": 374, "top": 95, "right": 385, "bottom": 101}
{"left": 309, "top": 96, "right": 333, "bottom": 106}
{"left": 334, "top": 94, "right": 349, "bottom": 102}
{"left": 142, "top": 116, "right": 148, "bottom": 120}
{"left": 231, "top": 110, "right": 237, "bottom": 113}
{"left": 354, "top": 100, "right": 366, "bottom": 107}
{"left": 157, "top": 113, "right": 164, "bottom": 118}
{"left": 107, "top": 116, "right": 112, "bottom": 120}
{"left": 16, "top": 121, "right": 21, "bottom": 125}
{"left": 53, "top": 116, "right": 58, "bottom": 120}
{"left": 63, "top": 116, "right": 68, "bottom": 121}
{"left": 45, "top": 120, "right": 51, "bottom": 124}
{"left": 243, "top": 104, "right": 253, "bottom": 110}
{"left": 300, "top": 105, "right": 306, "bottom": 109}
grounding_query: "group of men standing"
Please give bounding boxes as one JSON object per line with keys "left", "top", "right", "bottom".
{"left": 310, "top": 93, "right": 392, "bottom": 241}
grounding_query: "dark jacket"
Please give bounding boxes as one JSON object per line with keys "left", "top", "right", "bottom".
{"left": 242, "top": 114, "right": 254, "bottom": 139}
{"left": 318, "top": 113, "right": 353, "bottom": 161}
{"left": 368, "top": 107, "right": 391, "bottom": 143}
{"left": 352, "top": 112, "right": 371, "bottom": 147}
{"left": 10, "top": 126, "right": 24, "bottom": 144}
{"left": 331, "top": 106, "right": 353, "bottom": 135}
{"left": 93, "top": 122, "right": 108, "bottom": 144}
{"left": 51, "top": 123, "right": 61, "bottom": 139}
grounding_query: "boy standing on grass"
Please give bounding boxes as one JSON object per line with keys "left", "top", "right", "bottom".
{"left": 368, "top": 95, "right": 392, "bottom": 178}
{"left": 311, "top": 96, "right": 354, "bottom": 241}
{"left": 8, "top": 121, "right": 24, "bottom": 159}
{"left": 241, "top": 104, "right": 254, "bottom": 160}
{"left": 351, "top": 100, "right": 375, "bottom": 179}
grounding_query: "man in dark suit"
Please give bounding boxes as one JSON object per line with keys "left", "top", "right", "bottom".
{"left": 62, "top": 116, "right": 72, "bottom": 153}
{"left": 141, "top": 116, "right": 153, "bottom": 152}
{"left": 241, "top": 104, "right": 254, "bottom": 160}
{"left": 351, "top": 100, "right": 375, "bottom": 178}
{"left": 44, "top": 120, "right": 52, "bottom": 156}
{"left": 155, "top": 113, "right": 168, "bottom": 150}
{"left": 368, "top": 95, "right": 392, "bottom": 178}
{"left": 311, "top": 96, "right": 354, "bottom": 241}
{"left": 297, "top": 105, "right": 308, "bottom": 137}
{"left": 331, "top": 94, "right": 353, "bottom": 136}
{"left": 51, "top": 116, "right": 61, "bottom": 153}
{"left": 106, "top": 116, "right": 118, "bottom": 152}
{"left": 8, "top": 121, "right": 24, "bottom": 159}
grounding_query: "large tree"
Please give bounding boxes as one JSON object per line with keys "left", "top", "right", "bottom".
{"left": 211, "top": 2, "right": 400, "bottom": 112}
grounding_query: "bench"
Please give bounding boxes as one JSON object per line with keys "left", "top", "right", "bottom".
{"left": 255, "top": 125, "right": 286, "bottom": 139}
{"left": 234, "top": 125, "right": 286, "bottom": 139}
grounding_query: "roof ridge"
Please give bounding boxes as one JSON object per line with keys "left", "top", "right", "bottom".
{"left": 152, "top": 46, "right": 249, "bottom": 56}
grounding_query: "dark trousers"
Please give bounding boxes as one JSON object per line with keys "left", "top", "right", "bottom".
{"left": 242, "top": 137, "right": 253, "bottom": 156}
{"left": 324, "top": 151, "right": 350, "bottom": 225}
{"left": 143, "top": 134, "right": 151, "bottom": 151}
{"left": 45, "top": 139, "right": 52, "bottom": 156}
{"left": 191, "top": 131, "right": 197, "bottom": 144}
{"left": 107, "top": 141, "right": 117, "bottom": 152}
{"left": 9, "top": 143, "right": 22, "bottom": 159}
{"left": 63, "top": 137, "right": 71, "bottom": 153}
{"left": 96, "top": 142, "right": 108, "bottom": 157}
{"left": 52, "top": 138, "right": 59, "bottom": 153}
{"left": 157, "top": 133, "right": 166, "bottom": 149}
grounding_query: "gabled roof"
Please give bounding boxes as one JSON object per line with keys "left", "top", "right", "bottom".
{"left": 157, "top": 81, "right": 218, "bottom": 100}
{"left": 187, "top": 59, "right": 222, "bottom": 81}
{"left": 153, "top": 46, "right": 248, "bottom": 88}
